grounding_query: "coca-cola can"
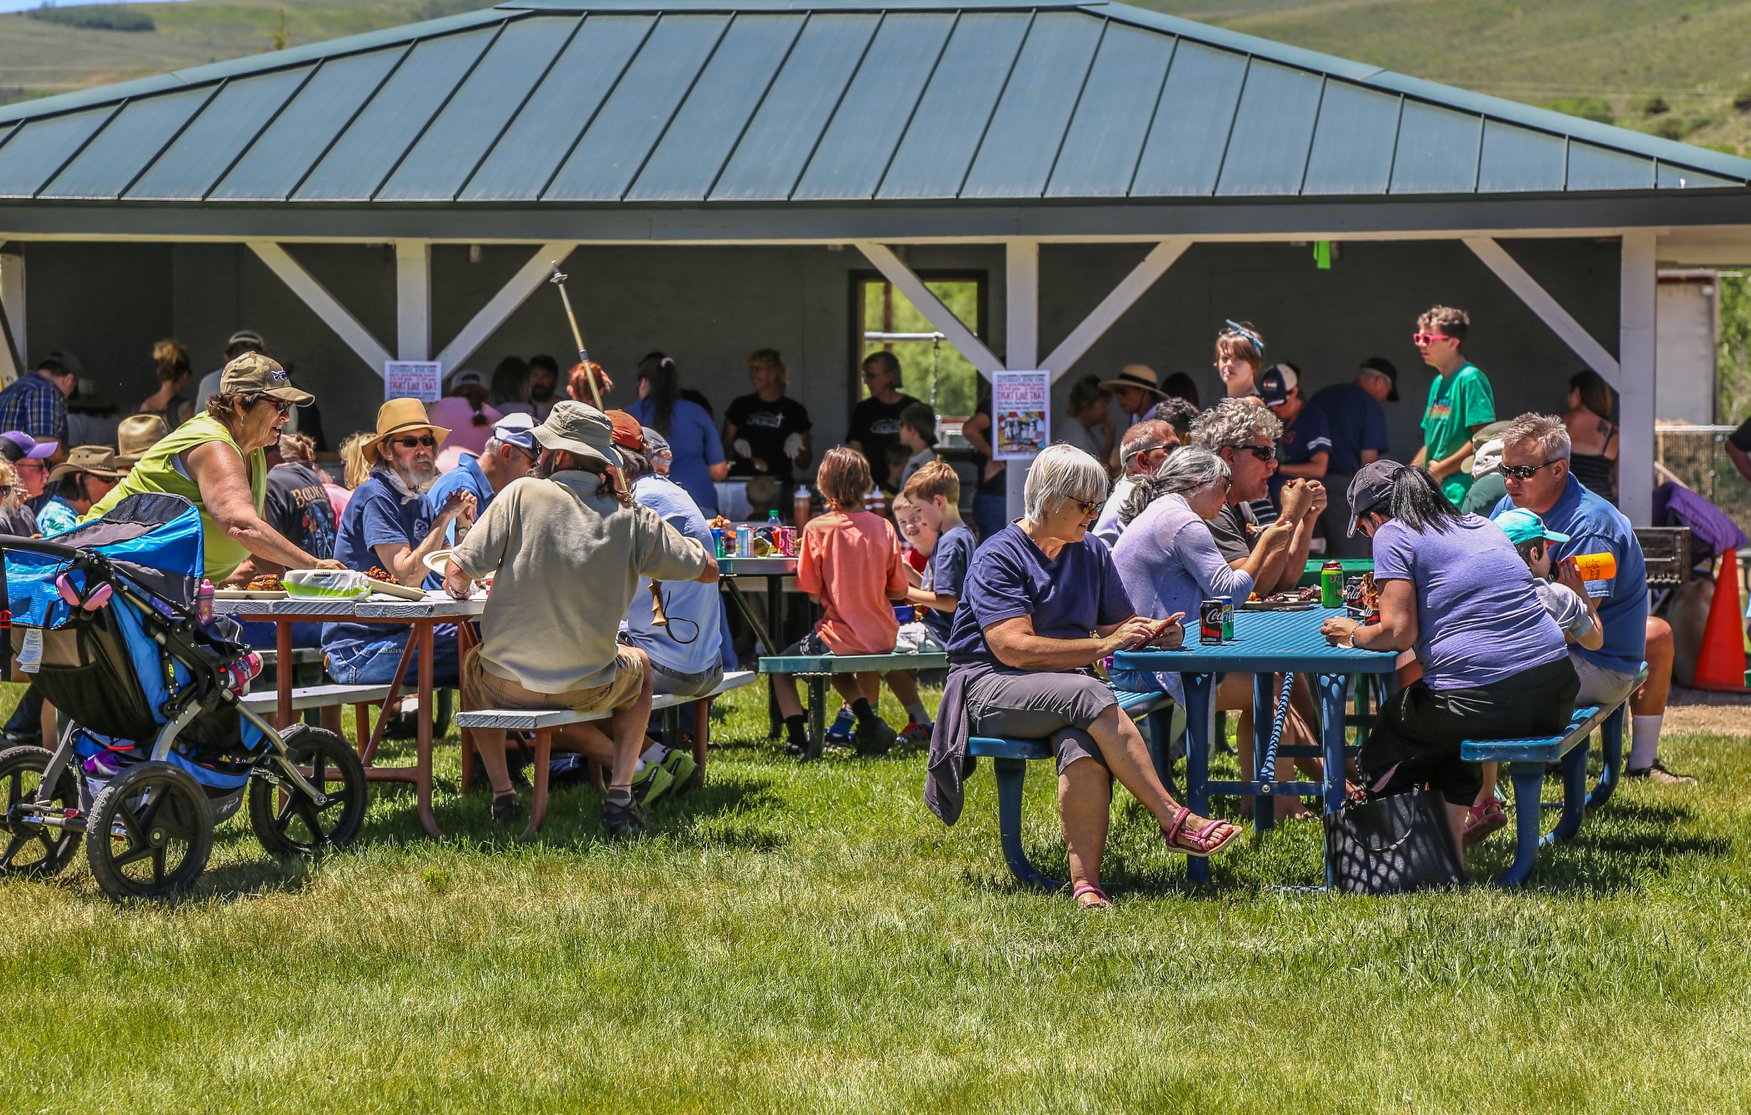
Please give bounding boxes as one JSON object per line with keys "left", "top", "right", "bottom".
{"left": 1198, "top": 599, "right": 1224, "bottom": 645}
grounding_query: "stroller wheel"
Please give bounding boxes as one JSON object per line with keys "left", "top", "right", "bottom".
{"left": 86, "top": 762, "right": 213, "bottom": 900}
{"left": 249, "top": 725, "right": 368, "bottom": 857}
{"left": 0, "top": 745, "right": 81, "bottom": 878}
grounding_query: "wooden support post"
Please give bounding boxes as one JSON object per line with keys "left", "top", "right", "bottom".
{"left": 851, "top": 241, "right": 1003, "bottom": 375}
{"left": 435, "top": 241, "right": 578, "bottom": 372}
{"left": 1005, "top": 239, "right": 1039, "bottom": 520}
{"left": 0, "top": 248, "right": 23, "bottom": 387}
{"left": 1041, "top": 238, "right": 1189, "bottom": 382}
{"left": 1619, "top": 231, "right": 1657, "bottom": 527}
{"left": 1463, "top": 236, "right": 1621, "bottom": 385}
{"left": 248, "top": 241, "right": 392, "bottom": 375}
{"left": 395, "top": 240, "right": 431, "bottom": 362}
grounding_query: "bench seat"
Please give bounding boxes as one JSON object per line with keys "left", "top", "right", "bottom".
{"left": 239, "top": 684, "right": 394, "bottom": 714}
{"left": 756, "top": 652, "right": 948, "bottom": 674}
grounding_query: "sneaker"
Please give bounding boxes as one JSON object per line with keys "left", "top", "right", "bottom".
{"left": 853, "top": 718, "right": 897, "bottom": 756}
{"left": 898, "top": 721, "right": 934, "bottom": 746}
{"left": 603, "top": 798, "right": 657, "bottom": 839}
{"left": 660, "top": 748, "right": 698, "bottom": 793}
{"left": 825, "top": 705, "right": 855, "bottom": 744}
{"left": 631, "top": 761, "right": 675, "bottom": 807}
{"left": 1626, "top": 761, "right": 1696, "bottom": 785}
{"left": 490, "top": 791, "right": 524, "bottom": 826}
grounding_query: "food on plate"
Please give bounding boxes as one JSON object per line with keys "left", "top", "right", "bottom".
{"left": 245, "top": 573, "right": 282, "bottom": 592}
{"left": 366, "top": 566, "right": 394, "bottom": 582}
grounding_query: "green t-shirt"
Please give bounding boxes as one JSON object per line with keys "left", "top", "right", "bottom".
{"left": 1421, "top": 362, "right": 1495, "bottom": 502}
{"left": 83, "top": 412, "right": 268, "bottom": 584}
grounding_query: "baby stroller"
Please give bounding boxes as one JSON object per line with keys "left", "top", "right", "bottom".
{"left": 0, "top": 493, "right": 367, "bottom": 899}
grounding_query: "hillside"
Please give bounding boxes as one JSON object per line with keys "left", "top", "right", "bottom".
{"left": 1, "top": 0, "right": 1749, "bottom": 155}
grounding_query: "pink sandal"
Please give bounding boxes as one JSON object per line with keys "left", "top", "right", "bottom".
{"left": 1462, "top": 798, "right": 1508, "bottom": 847}
{"left": 1072, "top": 882, "right": 1113, "bottom": 909}
{"left": 1161, "top": 806, "right": 1241, "bottom": 858}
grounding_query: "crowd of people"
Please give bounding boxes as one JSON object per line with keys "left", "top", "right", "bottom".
{"left": 0, "top": 300, "right": 1692, "bottom": 884}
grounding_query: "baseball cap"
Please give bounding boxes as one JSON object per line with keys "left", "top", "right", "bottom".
{"left": 445, "top": 368, "right": 487, "bottom": 394}
{"left": 227, "top": 329, "right": 264, "bottom": 352}
{"left": 1345, "top": 459, "right": 1406, "bottom": 537}
{"left": 1359, "top": 357, "right": 1399, "bottom": 402}
{"left": 605, "top": 409, "right": 645, "bottom": 453}
{"left": 490, "top": 412, "right": 536, "bottom": 451}
{"left": 642, "top": 428, "right": 671, "bottom": 459}
{"left": 0, "top": 431, "right": 57, "bottom": 461}
{"left": 1494, "top": 507, "right": 1571, "bottom": 548}
{"left": 1258, "top": 363, "right": 1299, "bottom": 407}
{"left": 219, "top": 352, "right": 313, "bottom": 405}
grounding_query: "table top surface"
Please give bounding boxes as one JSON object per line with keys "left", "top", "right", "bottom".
{"left": 215, "top": 593, "right": 487, "bottom": 619}
{"left": 717, "top": 556, "right": 799, "bottom": 575}
{"left": 1112, "top": 606, "right": 1397, "bottom": 674}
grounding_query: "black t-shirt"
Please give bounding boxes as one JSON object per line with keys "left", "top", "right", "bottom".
{"left": 848, "top": 393, "right": 919, "bottom": 467}
{"left": 1206, "top": 502, "right": 1261, "bottom": 564}
{"left": 1731, "top": 416, "right": 1751, "bottom": 453}
{"left": 265, "top": 462, "right": 337, "bottom": 559}
{"left": 724, "top": 392, "right": 812, "bottom": 481}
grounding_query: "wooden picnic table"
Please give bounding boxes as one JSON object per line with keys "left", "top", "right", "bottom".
{"left": 1114, "top": 606, "right": 1396, "bottom": 886}
{"left": 216, "top": 593, "right": 485, "bottom": 838}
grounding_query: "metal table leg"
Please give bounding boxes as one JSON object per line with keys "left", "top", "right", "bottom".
{"left": 1181, "top": 673, "right": 1215, "bottom": 886}
{"left": 1317, "top": 672, "right": 1351, "bottom": 888}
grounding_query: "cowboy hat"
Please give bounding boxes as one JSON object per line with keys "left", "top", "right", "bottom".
{"left": 1099, "top": 364, "right": 1167, "bottom": 397}
{"left": 115, "top": 414, "right": 168, "bottom": 464}
{"left": 48, "top": 445, "right": 127, "bottom": 483}
{"left": 362, "top": 398, "right": 450, "bottom": 464}
{"left": 532, "top": 401, "right": 621, "bottom": 470}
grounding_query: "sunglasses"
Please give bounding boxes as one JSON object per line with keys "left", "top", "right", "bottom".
{"left": 1411, "top": 332, "right": 1457, "bottom": 346}
{"left": 1076, "top": 499, "right": 1102, "bottom": 516}
{"left": 390, "top": 435, "right": 438, "bottom": 449}
{"left": 251, "top": 396, "right": 295, "bottom": 417}
{"left": 1239, "top": 443, "right": 1277, "bottom": 461}
{"left": 1500, "top": 459, "right": 1559, "bottom": 481}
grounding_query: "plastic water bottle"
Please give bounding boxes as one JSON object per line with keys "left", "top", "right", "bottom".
{"left": 195, "top": 579, "right": 215, "bottom": 625}
{"left": 767, "top": 508, "right": 781, "bottom": 530}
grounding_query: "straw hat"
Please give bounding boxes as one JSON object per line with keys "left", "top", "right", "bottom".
{"left": 362, "top": 398, "right": 450, "bottom": 464}
{"left": 1100, "top": 364, "right": 1167, "bottom": 397}
{"left": 532, "top": 401, "right": 620, "bottom": 470}
{"left": 48, "top": 445, "right": 127, "bottom": 483}
{"left": 115, "top": 414, "right": 168, "bottom": 464}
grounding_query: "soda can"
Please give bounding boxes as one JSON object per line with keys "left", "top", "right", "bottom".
{"left": 1198, "top": 599, "right": 1224, "bottom": 645}
{"left": 1321, "top": 559, "right": 1344, "bottom": 608}
{"left": 711, "top": 528, "right": 725, "bottom": 558}
{"left": 1220, "top": 597, "right": 1235, "bottom": 640}
{"left": 736, "top": 524, "right": 754, "bottom": 558}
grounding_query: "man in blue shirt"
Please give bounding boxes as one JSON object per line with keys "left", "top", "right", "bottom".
{"left": 419, "top": 413, "right": 537, "bottom": 588}
{"left": 1259, "top": 363, "right": 1331, "bottom": 507}
{"left": 1494, "top": 413, "right": 1688, "bottom": 784}
{"left": 1308, "top": 358, "right": 1394, "bottom": 557}
{"left": 0, "top": 354, "right": 76, "bottom": 449}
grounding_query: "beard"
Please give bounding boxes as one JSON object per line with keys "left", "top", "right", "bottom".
{"left": 405, "top": 460, "right": 439, "bottom": 492}
{"left": 529, "top": 380, "right": 556, "bottom": 402}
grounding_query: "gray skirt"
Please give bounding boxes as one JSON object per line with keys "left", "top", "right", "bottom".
{"left": 961, "top": 662, "right": 1118, "bottom": 774}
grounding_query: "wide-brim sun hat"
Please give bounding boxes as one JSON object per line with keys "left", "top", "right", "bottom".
{"left": 532, "top": 400, "right": 622, "bottom": 470}
{"left": 115, "top": 413, "right": 168, "bottom": 464}
{"left": 47, "top": 445, "right": 127, "bottom": 483}
{"left": 1100, "top": 363, "right": 1166, "bottom": 396}
{"left": 363, "top": 397, "right": 451, "bottom": 464}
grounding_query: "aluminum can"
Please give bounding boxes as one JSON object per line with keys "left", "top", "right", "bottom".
{"left": 1220, "top": 597, "right": 1235, "bottom": 640}
{"left": 1198, "top": 598, "right": 1224, "bottom": 645}
{"left": 1320, "top": 560, "right": 1344, "bottom": 608}
{"left": 736, "top": 524, "right": 754, "bottom": 557}
{"left": 711, "top": 528, "right": 725, "bottom": 558}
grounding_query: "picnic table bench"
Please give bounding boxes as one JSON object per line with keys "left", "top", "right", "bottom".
{"left": 967, "top": 688, "right": 1179, "bottom": 891}
{"left": 755, "top": 650, "right": 949, "bottom": 759}
{"left": 454, "top": 670, "right": 758, "bottom": 837}
{"left": 1460, "top": 665, "right": 1643, "bottom": 887}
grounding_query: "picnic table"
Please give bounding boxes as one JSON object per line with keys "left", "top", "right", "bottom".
{"left": 718, "top": 555, "right": 802, "bottom": 736}
{"left": 1113, "top": 606, "right": 1397, "bottom": 885}
{"left": 1297, "top": 557, "right": 1373, "bottom": 588}
{"left": 216, "top": 593, "right": 485, "bottom": 839}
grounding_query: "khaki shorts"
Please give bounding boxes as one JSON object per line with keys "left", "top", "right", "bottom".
{"left": 462, "top": 645, "right": 646, "bottom": 715}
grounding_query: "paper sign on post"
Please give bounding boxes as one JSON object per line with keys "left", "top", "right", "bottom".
{"left": 992, "top": 370, "right": 1050, "bottom": 461}
{"left": 384, "top": 361, "right": 442, "bottom": 402}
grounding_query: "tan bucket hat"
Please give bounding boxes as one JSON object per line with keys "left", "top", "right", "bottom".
{"left": 115, "top": 414, "right": 168, "bottom": 464}
{"left": 363, "top": 398, "right": 450, "bottom": 464}
{"left": 47, "top": 445, "right": 128, "bottom": 483}
{"left": 532, "top": 401, "right": 621, "bottom": 470}
{"left": 1099, "top": 363, "right": 1167, "bottom": 396}
{"left": 219, "top": 352, "right": 314, "bottom": 405}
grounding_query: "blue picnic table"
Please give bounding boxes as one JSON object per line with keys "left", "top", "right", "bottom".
{"left": 1113, "top": 606, "right": 1398, "bottom": 885}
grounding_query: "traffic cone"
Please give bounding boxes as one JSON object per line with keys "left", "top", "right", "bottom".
{"left": 1691, "top": 549, "right": 1749, "bottom": 692}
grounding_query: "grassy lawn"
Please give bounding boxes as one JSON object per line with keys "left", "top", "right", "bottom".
{"left": 1, "top": 681, "right": 1748, "bottom": 1111}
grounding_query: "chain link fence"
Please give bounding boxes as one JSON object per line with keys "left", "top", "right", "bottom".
{"left": 1655, "top": 425, "right": 1751, "bottom": 535}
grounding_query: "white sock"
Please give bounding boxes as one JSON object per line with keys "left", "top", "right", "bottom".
{"left": 1629, "top": 714, "right": 1663, "bottom": 770}
{"left": 904, "top": 701, "right": 930, "bottom": 725}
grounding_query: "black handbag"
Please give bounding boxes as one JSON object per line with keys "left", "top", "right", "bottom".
{"left": 1324, "top": 787, "right": 1465, "bottom": 895}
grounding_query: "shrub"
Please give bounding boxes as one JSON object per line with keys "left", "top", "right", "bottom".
{"left": 26, "top": 5, "right": 154, "bottom": 32}
{"left": 1642, "top": 96, "right": 1670, "bottom": 116}
{"left": 1545, "top": 95, "right": 1614, "bottom": 125}
{"left": 1734, "top": 88, "right": 1751, "bottom": 114}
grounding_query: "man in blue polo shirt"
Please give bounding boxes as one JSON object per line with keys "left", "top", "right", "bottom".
{"left": 1494, "top": 413, "right": 1688, "bottom": 784}
{"left": 1309, "top": 358, "right": 1395, "bottom": 556}
{"left": 420, "top": 413, "right": 537, "bottom": 588}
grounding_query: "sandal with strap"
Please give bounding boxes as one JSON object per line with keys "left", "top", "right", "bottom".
{"left": 1072, "top": 882, "right": 1113, "bottom": 909}
{"left": 1161, "top": 806, "right": 1241, "bottom": 858}
{"left": 1461, "top": 798, "right": 1508, "bottom": 847}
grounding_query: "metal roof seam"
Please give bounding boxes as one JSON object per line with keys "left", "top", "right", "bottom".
{"left": 953, "top": 8, "right": 1036, "bottom": 199}
{"left": 868, "top": 9, "right": 962, "bottom": 201}
{"left": 1121, "top": 32, "right": 1178, "bottom": 198}
{"left": 787, "top": 9, "right": 887, "bottom": 201}
{"left": 28, "top": 101, "right": 127, "bottom": 201}
{"left": 115, "top": 80, "right": 227, "bottom": 202}
{"left": 1293, "top": 74, "right": 1328, "bottom": 198}
{"left": 617, "top": 12, "right": 738, "bottom": 202}
{"left": 1470, "top": 104, "right": 1487, "bottom": 194}
{"left": 1037, "top": 14, "right": 1107, "bottom": 200}
{"left": 699, "top": 11, "right": 811, "bottom": 202}
{"left": 200, "top": 61, "right": 325, "bottom": 203}
{"left": 284, "top": 44, "right": 416, "bottom": 203}
{"left": 534, "top": 14, "right": 662, "bottom": 202}
{"left": 1380, "top": 94, "right": 1406, "bottom": 197}
{"left": 454, "top": 15, "right": 590, "bottom": 203}
{"left": 1205, "top": 54, "right": 1253, "bottom": 200}
{"left": 369, "top": 19, "right": 513, "bottom": 203}
{"left": 1561, "top": 135, "right": 1571, "bottom": 192}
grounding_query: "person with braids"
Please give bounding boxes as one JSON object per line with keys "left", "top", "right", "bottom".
{"left": 625, "top": 352, "right": 728, "bottom": 516}
{"left": 1321, "top": 460, "right": 1578, "bottom": 864}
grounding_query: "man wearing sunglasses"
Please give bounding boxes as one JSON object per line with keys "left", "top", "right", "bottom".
{"left": 1188, "top": 399, "right": 1322, "bottom": 597}
{"left": 323, "top": 398, "right": 475, "bottom": 689}
{"left": 1411, "top": 305, "right": 1495, "bottom": 504}
{"left": 417, "top": 413, "right": 539, "bottom": 589}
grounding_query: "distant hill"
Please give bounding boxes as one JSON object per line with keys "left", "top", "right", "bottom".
{"left": 2, "top": 0, "right": 1748, "bottom": 155}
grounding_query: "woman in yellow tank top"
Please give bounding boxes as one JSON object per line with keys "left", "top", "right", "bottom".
{"left": 85, "top": 353, "right": 344, "bottom": 583}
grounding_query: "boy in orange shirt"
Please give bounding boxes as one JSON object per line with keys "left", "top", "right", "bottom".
{"left": 773, "top": 447, "right": 910, "bottom": 755}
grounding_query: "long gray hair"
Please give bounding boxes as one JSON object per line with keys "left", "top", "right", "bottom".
{"left": 1119, "top": 446, "right": 1230, "bottom": 527}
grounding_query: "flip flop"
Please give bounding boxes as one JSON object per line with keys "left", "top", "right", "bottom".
{"left": 1161, "top": 806, "right": 1241, "bottom": 858}
{"left": 1072, "top": 882, "right": 1113, "bottom": 909}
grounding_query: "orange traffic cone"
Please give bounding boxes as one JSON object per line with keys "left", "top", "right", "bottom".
{"left": 1691, "top": 548, "right": 1749, "bottom": 692}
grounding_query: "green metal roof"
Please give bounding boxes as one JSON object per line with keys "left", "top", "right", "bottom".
{"left": 0, "top": 0, "right": 1746, "bottom": 207}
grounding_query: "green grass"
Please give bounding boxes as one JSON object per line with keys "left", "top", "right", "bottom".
{"left": 1, "top": 681, "right": 1748, "bottom": 1110}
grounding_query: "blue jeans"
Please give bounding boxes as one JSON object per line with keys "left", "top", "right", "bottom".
{"left": 240, "top": 621, "right": 324, "bottom": 650}
{"left": 324, "top": 624, "right": 461, "bottom": 688}
{"left": 972, "top": 490, "right": 1008, "bottom": 542}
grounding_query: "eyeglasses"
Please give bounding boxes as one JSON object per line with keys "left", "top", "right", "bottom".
{"left": 1239, "top": 443, "right": 1277, "bottom": 461}
{"left": 1411, "top": 333, "right": 1458, "bottom": 346}
{"left": 1077, "top": 500, "right": 1102, "bottom": 516}
{"left": 1500, "top": 459, "right": 1559, "bottom": 481}
{"left": 390, "top": 435, "right": 438, "bottom": 449}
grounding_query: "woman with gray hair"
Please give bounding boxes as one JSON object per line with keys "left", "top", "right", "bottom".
{"left": 925, "top": 445, "right": 1240, "bottom": 909}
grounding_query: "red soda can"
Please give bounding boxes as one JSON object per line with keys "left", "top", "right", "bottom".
{"left": 1198, "top": 599, "right": 1224, "bottom": 645}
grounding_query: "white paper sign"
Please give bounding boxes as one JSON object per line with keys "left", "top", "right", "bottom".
{"left": 384, "top": 361, "right": 442, "bottom": 402}
{"left": 992, "top": 370, "right": 1050, "bottom": 461}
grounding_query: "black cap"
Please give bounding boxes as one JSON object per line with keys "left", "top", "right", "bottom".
{"left": 1359, "top": 356, "right": 1398, "bottom": 401}
{"left": 1346, "top": 459, "right": 1407, "bottom": 537}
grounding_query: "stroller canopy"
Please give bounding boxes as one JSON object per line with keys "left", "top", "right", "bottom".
{"left": 5, "top": 493, "right": 205, "bottom": 628}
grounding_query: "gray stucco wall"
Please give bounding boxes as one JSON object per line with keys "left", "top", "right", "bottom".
{"left": 19, "top": 236, "right": 1621, "bottom": 465}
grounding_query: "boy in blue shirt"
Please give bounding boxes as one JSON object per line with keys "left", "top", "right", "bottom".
{"left": 900, "top": 461, "right": 976, "bottom": 649}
